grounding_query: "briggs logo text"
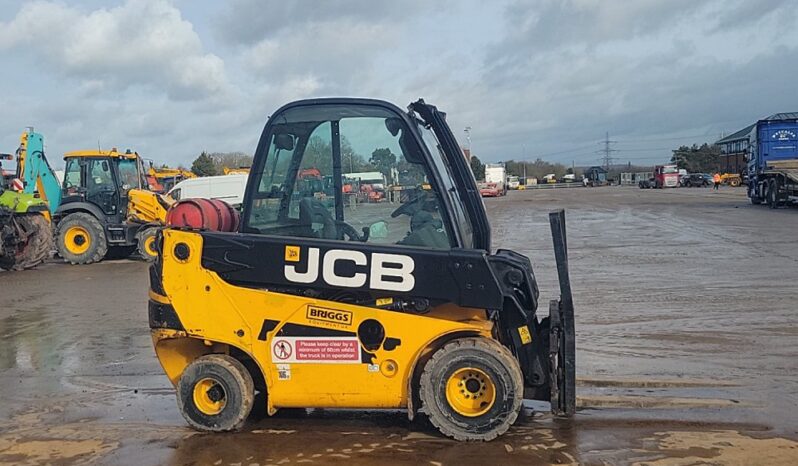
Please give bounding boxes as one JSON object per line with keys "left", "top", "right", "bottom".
{"left": 307, "top": 306, "right": 353, "bottom": 326}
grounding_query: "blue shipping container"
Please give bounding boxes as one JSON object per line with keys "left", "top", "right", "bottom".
{"left": 755, "top": 120, "right": 798, "bottom": 170}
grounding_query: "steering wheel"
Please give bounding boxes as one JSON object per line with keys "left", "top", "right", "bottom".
{"left": 337, "top": 221, "right": 369, "bottom": 242}
{"left": 391, "top": 191, "right": 429, "bottom": 218}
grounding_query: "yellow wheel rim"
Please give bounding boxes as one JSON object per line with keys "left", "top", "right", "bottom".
{"left": 64, "top": 226, "right": 91, "bottom": 255}
{"left": 445, "top": 367, "right": 497, "bottom": 417}
{"left": 192, "top": 378, "right": 226, "bottom": 415}
{"left": 143, "top": 235, "right": 157, "bottom": 257}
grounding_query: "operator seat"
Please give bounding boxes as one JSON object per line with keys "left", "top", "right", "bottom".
{"left": 298, "top": 197, "right": 337, "bottom": 239}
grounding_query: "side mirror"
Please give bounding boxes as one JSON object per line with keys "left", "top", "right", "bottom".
{"left": 385, "top": 118, "right": 403, "bottom": 137}
{"left": 101, "top": 161, "right": 109, "bottom": 171}
{"left": 274, "top": 134, "right": 295, "bottom": 151}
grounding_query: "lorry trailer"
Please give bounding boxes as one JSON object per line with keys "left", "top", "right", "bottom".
{"left": 485, "top": 163, "right": 507, "bottom": 195}
{"left": 747, "top": 116, "right": 798, "bottom": 208}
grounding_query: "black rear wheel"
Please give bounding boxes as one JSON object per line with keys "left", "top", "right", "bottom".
{"left": 749, "top": 183, "right": 762, "bottom": 204}
{"left": 768, "top": 179, "right": 779, "bottom": 209}
{"left": 136, "top": 226, "right": 160, "bottom": 261}
{"left": 56, "top": 213, "right": 107, "bottom": 264}
{"left": 176, "top": 354, "right": 255, "bottom": 432}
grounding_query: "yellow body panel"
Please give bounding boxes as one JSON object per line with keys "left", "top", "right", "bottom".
{"left": 127, "top": 189, "right": 172, "bottom": 224}
{"left": 154, "top": 229, "right": 493, "bottom": 412}
{"left": 64, "top": 149, "right": 140, "bottom": 159}
{"left": 148, "top": 167, "right": 196, "bottom": 180}
{"left": 223, "top": 167, "right": 250, "bottom": 175}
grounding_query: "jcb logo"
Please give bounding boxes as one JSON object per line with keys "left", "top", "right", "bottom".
{"left": 284, "top": 247, "right": 415, "bottom": 292}
{"left": 307, "top": 306, "right": 353, "bottom": 326}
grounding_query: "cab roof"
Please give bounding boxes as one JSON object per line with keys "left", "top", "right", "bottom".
{"left": 63, "top": 149, "right": 140, "bottom": 159}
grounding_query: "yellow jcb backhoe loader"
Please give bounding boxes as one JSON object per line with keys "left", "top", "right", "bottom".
{"left": 55, "top": 148, "right": 172, "bottom": 263}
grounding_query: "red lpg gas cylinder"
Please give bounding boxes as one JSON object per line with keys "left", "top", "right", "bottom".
{"left": 166, "top": 198, "right": 240, "bottom": 232}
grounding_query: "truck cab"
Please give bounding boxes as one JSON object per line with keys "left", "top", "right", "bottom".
{"left": 654, "top": 164, "right": 679, "bottom": 188}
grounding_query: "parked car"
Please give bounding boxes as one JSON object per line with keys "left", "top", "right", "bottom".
{"left": 638, "top": 177, "right": 655, "bottom": 189}
{"left": 478, "top": 182, "right": 501, "bottom": 197}
{"left": 681, "top": 173, "right": 710, "bottom": 187}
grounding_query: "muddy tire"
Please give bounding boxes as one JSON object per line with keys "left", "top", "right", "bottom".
{"left": 749, "top": 184, "right": 762, "bottom": 205}
{"left": 0, "top": 214, "right": 53, "bottom": 271}
{"left": 135, "top": 226, "right": 160, "bottom": 262}
{"left": 56, "top": 213, "right": 107, "bottom": 264}
{"left": 419, "top": 337, "right": 523, "bottom": 441}
{"left": 176, "top": 354, "right": 254, "bottom": 432}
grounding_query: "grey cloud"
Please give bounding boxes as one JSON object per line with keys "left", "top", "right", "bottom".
{"left": 216, "top": 0, "right": 429, "bottom": 45}
{"left": 0, "top": 0, "right": 228, "bottom": 101}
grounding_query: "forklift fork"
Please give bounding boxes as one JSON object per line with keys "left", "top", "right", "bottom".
{"left": 548, "top": 209, "right": 576, "bottom": 416}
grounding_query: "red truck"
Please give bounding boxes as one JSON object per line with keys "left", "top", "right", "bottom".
{"left": 654, "top": 164, "right": 679, "bottom": 188}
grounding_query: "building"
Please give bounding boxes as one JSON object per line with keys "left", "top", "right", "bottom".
{"left": 716, "top": 112, "right": 798, "bottom": 175}
{"left": 585, "top": 166, "right": 608, "bottom": 186}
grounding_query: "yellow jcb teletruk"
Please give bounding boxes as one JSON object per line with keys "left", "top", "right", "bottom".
{"left": 149, "top": 98, "right": 575, "bottom": 441}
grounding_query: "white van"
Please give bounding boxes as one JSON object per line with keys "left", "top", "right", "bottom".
{"left": 167, "top": 174, "right": 248, "bottom": 207}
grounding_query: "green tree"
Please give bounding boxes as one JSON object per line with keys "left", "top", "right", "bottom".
{"left": 670, "top": 143, "right": 721, "bottom": 173}
{"left": 208, "top": 152, "right": 253, "bottom": 174}
{"left": 370, "top": 148, "right": 396, "bottom": 180}
{"left": 301, "top": 135, "right": 372, "bottom": 175}
{"left": 191, "top": 152, "right": 218, "bottom": 177}
{"left": 470, "top": 155, "right": 485, "bottom": 180}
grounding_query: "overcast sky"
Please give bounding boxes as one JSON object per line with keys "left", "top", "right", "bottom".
{"left": 1, "top": 0, "right": 796, "bottom": 168}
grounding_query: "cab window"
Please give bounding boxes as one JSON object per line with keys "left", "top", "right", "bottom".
{"left": 63, "top": 157, "right": 82, "bottom": 193}
{"left": 245, "top": 105, "right": 452, "bottom": 250}
{"left": 117, "top": 158, "right": 141, "bottom": 191}
{"left": 87, "top": 159, "right": 113, "bottom": 195}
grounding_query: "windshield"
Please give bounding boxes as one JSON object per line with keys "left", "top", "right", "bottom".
{"left": 243, "top": 104, "right": 454, "bottom": 250}
{"left": 117, "top": 158, "right": 142, "bottom": 190}
{"left": 662, "top": 166, "right": 678, "bottom": 174}
{"left": 416, "top": 121, "right": 474, "bottom": 248}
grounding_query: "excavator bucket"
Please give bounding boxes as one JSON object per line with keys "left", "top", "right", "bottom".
{"left": 548, "top": 209, "right": 576, "bottom": 416}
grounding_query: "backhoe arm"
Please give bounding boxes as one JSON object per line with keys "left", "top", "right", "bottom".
{"left": 17, "top": 129, "right": 62, "bottom": 215}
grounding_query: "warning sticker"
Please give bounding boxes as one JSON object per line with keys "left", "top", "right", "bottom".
{"left": 271, "top": 337, "right": 360, "bottom": 364}
{"left": 517, "top": 326, "right": 532, "bottom": 345}
{"left": 277, "top": 364, "right": 291, "bottom": 380}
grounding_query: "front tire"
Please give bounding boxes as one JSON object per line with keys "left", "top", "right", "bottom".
{"left": 768, "top": 178, "right": 780, "bottom": 209}
{"left": 135, "top": 226, "right": 160, "bottom": 262}
{"left": 176, "top": 354, "right": 255, "bottom": 432}
{"left": 0, "top": 214, "right": 53, "bottom": 271}
{"left": 56, "top": 213, "right": 107, "bottom": 264}
{"left": 419, "top": 337, "right": 523, "bottom": 441}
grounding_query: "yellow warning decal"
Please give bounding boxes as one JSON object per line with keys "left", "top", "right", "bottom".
{"left": 518, "top": 326, "right": 532, "bottom": 345}
{"left": 376, "top": 297, "right": 393, "bottom": 306}
{"left": 285, "top": 245, "right": 300, "bottom": 262}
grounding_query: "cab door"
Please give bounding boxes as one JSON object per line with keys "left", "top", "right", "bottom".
{"left": 85, "top": 158, "right": 119, "bottom": 216}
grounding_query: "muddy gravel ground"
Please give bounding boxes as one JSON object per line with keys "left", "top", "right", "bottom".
{"left": 1, "top": 186, "right": 797, "bottom": 465}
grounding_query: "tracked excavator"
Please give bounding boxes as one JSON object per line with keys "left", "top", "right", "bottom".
{"left": 149, "top": 98, "right": 576, "bottom": 441}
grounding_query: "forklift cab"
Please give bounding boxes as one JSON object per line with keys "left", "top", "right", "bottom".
{"left": 242, "top": 101, "right": 473, "bottom": 251}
